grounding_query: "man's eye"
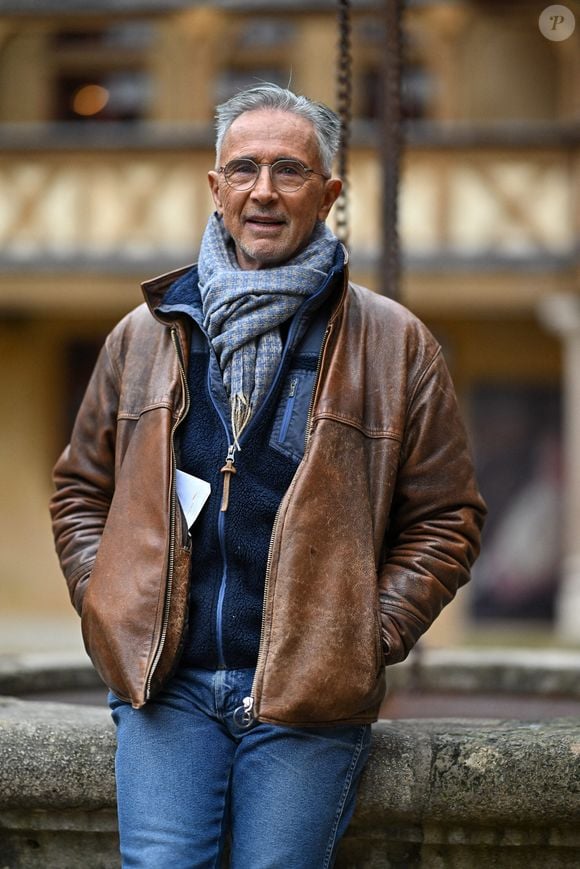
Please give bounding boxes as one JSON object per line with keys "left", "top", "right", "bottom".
{"left": 275, "top": 162, "right": 303, "bottom": 177}
{"left": 228, "top": 161, "right": 256, "bottom": 176}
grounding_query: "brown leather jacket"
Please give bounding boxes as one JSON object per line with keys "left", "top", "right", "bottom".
{"left": 51, "top": 264, "right": 485, "bottom": 724}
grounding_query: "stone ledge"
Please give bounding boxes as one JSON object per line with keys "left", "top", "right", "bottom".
{"left": 2, "top": 696, "right": 579, "bottom": 824}
{"left": 0, "top": 653, "right": 101, "bottom": 697}
{"left": 358, "top": 718, "right": 580, "bottom": 827}
{"left": 1, "top": 697, "right": 579, "bottom": 868}
{"left": 3, "top": 647, "right": 580, "bottom": 701}
{"left": 388, "top": 647, "right": 580, "bottom": 698}
{"left": 0, "top": 698, "right": 115, "bottom": 811}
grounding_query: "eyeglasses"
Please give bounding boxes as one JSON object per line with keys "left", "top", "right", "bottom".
{"left": 219, "top": 158, "right": 329, "bottom": 193}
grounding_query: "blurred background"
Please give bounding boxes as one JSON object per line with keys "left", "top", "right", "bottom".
{"left": 0, "top": 0, "right": 578, "bottom": 655}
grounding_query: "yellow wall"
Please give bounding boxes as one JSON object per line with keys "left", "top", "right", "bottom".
{"left": 1, "top": 318, "right": 70, "bottom": 613}
{"left": 0, "top": 314, "right": 119, "bottom": 616}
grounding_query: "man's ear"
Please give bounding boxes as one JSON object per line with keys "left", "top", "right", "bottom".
{"left": 317, "top": 178, "right": 343, "bottom": 222}
{"left": 208, "top": 170, "right": 223, "bottom": 215}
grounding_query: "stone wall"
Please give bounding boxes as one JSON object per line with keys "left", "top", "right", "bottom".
{"left": 0, "top": 699, "right": 117, "bottom": 869}
{"left": 1, "top": 696, "right": 579, "bottom": 868}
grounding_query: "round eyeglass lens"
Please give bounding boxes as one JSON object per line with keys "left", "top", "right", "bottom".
{"left": 224, "top": 160, "right": 258, "bottom": 190}
{"left": 271, "top": 160, "right": 307, "bottom": 191}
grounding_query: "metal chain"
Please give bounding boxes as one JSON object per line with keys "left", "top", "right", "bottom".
{"left": 381, "top": 0, "right": 403, "bottom": 299}
{"left": 335, "top": 0, "right": 352, "bottom": 248}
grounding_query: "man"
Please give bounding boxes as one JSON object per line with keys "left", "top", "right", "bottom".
{"left": 51, "top": 84, "right": 485, "bottom": 868}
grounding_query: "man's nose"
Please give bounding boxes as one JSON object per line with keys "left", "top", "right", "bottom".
{"left": 250, "top": 165, "right": 278, "bottom": 200}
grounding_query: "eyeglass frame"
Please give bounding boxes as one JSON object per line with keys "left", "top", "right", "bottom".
{"left": 217, "top": 157, "right": 331, "bottom": 193}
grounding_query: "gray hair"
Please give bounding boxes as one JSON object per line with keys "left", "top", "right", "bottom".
{"left": 214, "top": 83, "right": 341, "bottom": 175}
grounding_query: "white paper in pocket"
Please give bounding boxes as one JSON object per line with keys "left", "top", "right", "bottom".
{"left": 175, "top": 469, "right": 211, "bottom": 529}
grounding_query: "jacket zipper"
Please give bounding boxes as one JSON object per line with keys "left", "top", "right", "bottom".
{"left": 220, "top": 443, "right": 237, "bottom": 511}
{"left": 236, "top": 322, "right": 334, "bottom": 726}
{"left": 303, "top": 325, "right": 332, "bottom": 447}
{"left": 207, "top": 357, "right": 237, "bottom": 668}
{"left": 210, "top": 268, "right": 343, "bottom": 688}
{"left": 278, "top": 376, "right": 298, "bottom": 444}
{"left": 216, "top": 443, "right": 237, "bottom": 666}
{"left": 145, "top": 326, "right": 190, "bottom": 700}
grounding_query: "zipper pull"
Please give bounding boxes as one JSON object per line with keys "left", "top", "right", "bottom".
{"left": 233, "top": 695, "right": 255, "bottom": 729}
{"left": 220, "top": 444, "right": 237, "bottom": 512}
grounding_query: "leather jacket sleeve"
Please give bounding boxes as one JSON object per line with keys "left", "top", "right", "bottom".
{"left": 50, "top": 340, "right": 119, "bottom": 616}
{"left": 378, "top": 346, "right": 486, "bottom": 664}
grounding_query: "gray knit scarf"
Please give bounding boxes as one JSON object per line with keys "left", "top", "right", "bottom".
{"left": 198, "top": 212, "right": 339, "bottom": 446}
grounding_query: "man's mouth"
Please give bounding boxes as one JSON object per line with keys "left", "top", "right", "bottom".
{"left": 244, "top": 214, "right": 286, "bottom": 227}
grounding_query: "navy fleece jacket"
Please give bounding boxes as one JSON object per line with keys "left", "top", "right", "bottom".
{"left": 157, "top": 247, "right": 345, "bottom": 670}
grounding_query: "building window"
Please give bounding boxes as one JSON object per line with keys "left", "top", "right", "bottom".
{"left": 215, "top": 68, "right": 288, "bottom": 106}
{"left": 353, "top": 17, "right": 436, "bottom": 121}
{"left": 215, "top": 16, "right": 293, "bottom": 107}
{"left": 55, "top": 70, "right": 153, "bottom": 122}
{"left": 235, "top": 18, "right": 296, "bottom": 50}
{"left": 51, "top": 23, "right": 154, "bottom": 122}
{"left": 470, "top": 383, "right": 562, "bottom": 623}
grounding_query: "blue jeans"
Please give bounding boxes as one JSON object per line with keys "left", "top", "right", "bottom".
{"left": 109, "top": 666, "right": 371, "bottom": 868}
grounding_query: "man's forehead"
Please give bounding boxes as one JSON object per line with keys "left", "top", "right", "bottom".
{"left": 230, "top": 107, "right": 308, "bottom": 128}
{"left": 223, "top": 109, "right": 317, "bottom": 149}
